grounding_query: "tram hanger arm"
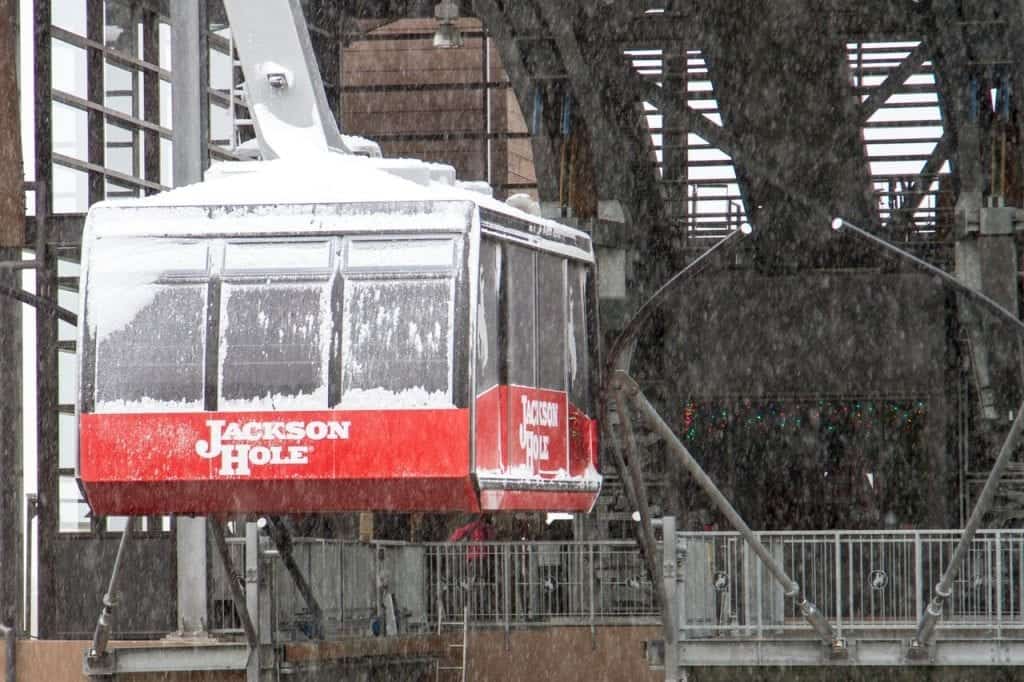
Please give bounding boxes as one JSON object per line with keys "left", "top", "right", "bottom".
{"left": 220, "top": 0, "right": 351, "bottom": 160}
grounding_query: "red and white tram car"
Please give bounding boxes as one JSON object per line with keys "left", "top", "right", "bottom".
{"left": 77, "top": 153, "right": 601, "bottom": 514}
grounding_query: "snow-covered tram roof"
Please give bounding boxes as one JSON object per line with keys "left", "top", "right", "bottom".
{"left": 84, "top": 152, "right": 594, "bottom": 262}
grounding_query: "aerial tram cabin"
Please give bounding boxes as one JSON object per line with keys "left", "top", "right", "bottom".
{"left": 77, "top": 153, "right": 601, "bottom": 515}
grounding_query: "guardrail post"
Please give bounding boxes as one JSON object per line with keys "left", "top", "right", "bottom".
{"left": 755, "top": 534, "right": 763, "bottom": 640}
{"left": 659, "top": 517, "right": 679, "bottom": 682}
{"left": 996, "top": 531, "right": 1003, "bottom": 638}
{"left": 742, "top": 536, "right": 751, "bottom": 637}
{"left": 834, "top": 532, "right": 842, "bottom": 641}
{"left": 588, "top": 543, "right": 595, "bottom": 639}
{"left": 914, "top": 532, "right": 923, "bottom": 627}
{"left": 503, "top": 545, "right": 511, "bottom": 637}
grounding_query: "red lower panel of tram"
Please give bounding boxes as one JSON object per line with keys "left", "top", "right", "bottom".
{"left": 80, "top": 395, "right": 601, "bottom": 515}
{"left": 80, "top": 409, "right": 478, "bottom": 515}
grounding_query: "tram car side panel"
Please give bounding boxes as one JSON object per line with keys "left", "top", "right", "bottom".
{"left": 472, "top": 217, "right": 601, "bottom": 512}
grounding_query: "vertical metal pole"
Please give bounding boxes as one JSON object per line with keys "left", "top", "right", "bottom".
{"left": 244, "top": 522, "right": 260, "bottom": 682}
{"left": 502, "top": 545, "right": 510, "bottom": 635}
{"left": 0, "top": 248, "right": 21, "bottom": 639}
{"left": 85, "top": 0, "right": 104, "bottom": 204}
{"left": 171, "top": 0, "right": 208, "bottom": 187}
{"left": 834, "top": 533, "right": 842, "bottom": 640}
{"left": 141, "top": 7, "right": 161, "bottom": 193}
{"left": 0, "top": 0, "right": 23, "bottom": 639}
{"left": 660, "top": 517, "right": 678, "bottom": 682}
{"left": 33, "top": 0, "right": 57, "bottom": 640}
{"left": 996, "top": 531, "right": 1003, "bottom": 638}
{"left": 171, "top": 0, "right": 209, "bottom": 638}
{"left": 588, "top": 542, "right": 595, "bottom": 640}
{"left": 914, "top": 533, "right": 923, "bottom": 626}
{"left": 754, "top": 537, "right": 762, "bottom": 640}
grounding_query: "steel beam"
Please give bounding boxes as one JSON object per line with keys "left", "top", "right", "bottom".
{"left": 266, "top": 517, "right": 324, "bottom": 640}
{"left": 888, "top": 133, "right": 952, "bottom": 228}
{"left": 0, "top": 246, "right": 21, "bottom": 638}
{"left": 85, "top": 643, "right": 250, "bottom": 676}
{"left": 207, "top": 519, "right": 257, "bottom": 649}
{"left": 171, "top": 0, "right": 209, "bottom": 638}
{"left": 859, "top": 42, "right": 931, "bottom": 123}
{"left": 32, "top": 0, "right": 57, "bottom": 639}
{"left": 650, "top": 635, "right": 1024, "bottom": 667}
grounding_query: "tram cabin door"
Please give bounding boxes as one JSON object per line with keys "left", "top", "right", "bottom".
{"left": 474, "top": 235, "right": 595, "bottom": 496}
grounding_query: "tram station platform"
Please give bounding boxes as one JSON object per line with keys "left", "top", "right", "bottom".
{"left": 30, "top": 530, "right": 1024, "bottom": 679}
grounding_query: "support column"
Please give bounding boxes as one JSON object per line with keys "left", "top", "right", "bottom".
{"left": 0, "top": 249, "right": 21, "bottom": 635}
{"left": 171, "top": 0, "right": 209, "bottom": 637}
{"left": 33, "top": 0, "right": 57, "bottom": 640}
{"left": 0, "top": 0, "right": 23, "bottom": 637}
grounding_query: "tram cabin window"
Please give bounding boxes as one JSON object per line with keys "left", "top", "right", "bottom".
{"left": 87, "top": 240, "right": 208, "bottom": 412}
{"left": 505, "top": 245, "right": 568, "bottom": 391}
{"left": 340, "top": 238, "right": 458, "bottom": 408}
{"left": 536, "top": 254, "right": 566, "bottom": 391}
{"left": 219, "top": 241, "right": 332, "bottom": 410}
{"left": 476, "top": 239, "right": 500, "bottom": 394}
{"left": 567, "top": 262, "right": 591, "bottom": 413}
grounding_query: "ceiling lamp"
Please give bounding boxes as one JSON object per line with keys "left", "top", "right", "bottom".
{"left": 433, "top": 0, "right": 464, "bottom": 49}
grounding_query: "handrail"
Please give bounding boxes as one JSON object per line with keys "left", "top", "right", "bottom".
{"left": 832, "top": 217, "right": 1024, "bottom": 653}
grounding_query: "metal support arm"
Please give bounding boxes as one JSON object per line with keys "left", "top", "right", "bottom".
{"left": 266, "top": 516, "right": 324, "bottom": 639}
{"left": 85, "top": 518, "right": 134, "bottom": 675}
{"left": 208, "top": 519, "right": 258, "bottom": 650}
{"left": 612, "top": 371, "right": 839, "bottom": 647}
{"left": 831, "top": 217, "right": 1024, "bottom": 653}
{"left": 913, "top": 398, "right": 1024, "bottom": 650}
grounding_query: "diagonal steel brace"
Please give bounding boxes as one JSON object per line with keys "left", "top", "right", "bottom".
{"left": 911, "top": 397, "right": 1024, "bottom": 653}
{"left": 208, "top": 518, "right": 258, "bottom": 650}
{"left": 267, "top": 516, "right": 324, "bottom": 640}
{"left": 612, "top": 371, "right": 840, "bottom": 648}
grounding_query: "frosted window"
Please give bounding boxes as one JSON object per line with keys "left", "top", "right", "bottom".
{"left": 224, "top": 241, "right": 331, "bottom": 273}
{"left": 341, "top": 278, "right": 453, "bottom": 405}
{"left": 220, "top": 283, "right": 328, "bottom": 409}
{"left": 567, "top": 263, "right": 591, "bottom": 412}
{"left": 346, "top": 239, "right": 455, "bottom": 270}
{"left": 537, "top": 255, "right": 565, "bottom": 391}
{"left": 476, "top": 239, "right": 500, "bottom": 393}
{"left": 506, "top": 246, "right": 536, "bottom": 386}
{"left": 94, "top": 284, "right": 206, "bottom": 411}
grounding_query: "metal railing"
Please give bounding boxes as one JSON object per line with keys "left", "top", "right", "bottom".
{"left": 674, "top": 529, "right": 1024, "bottom": 639}
{"left": 208, "top": 530, "right": 1024, "bottom": 641}
{"left": 210, "top": 538, "right": 658, "bottom": 639}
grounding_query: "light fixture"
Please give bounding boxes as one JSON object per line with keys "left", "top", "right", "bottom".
{"left": 433, "top": 0, "right": 464, "bottom": 49}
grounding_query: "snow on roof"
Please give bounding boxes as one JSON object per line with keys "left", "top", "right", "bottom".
{"left": 85, "top": 152, "right": 593, "bottom": 260}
